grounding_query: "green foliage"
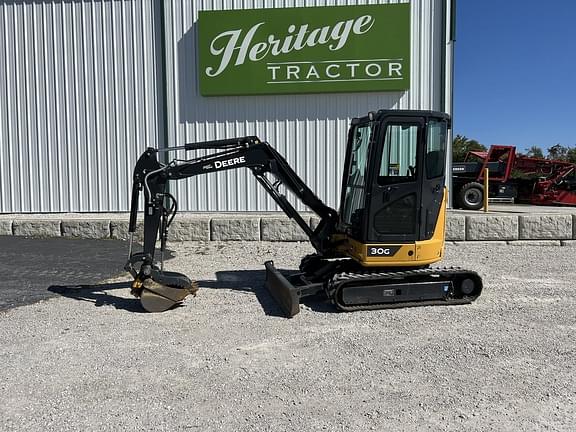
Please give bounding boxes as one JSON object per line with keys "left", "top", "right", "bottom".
{"left": 547, "top": 144, "right": 569, "bottom": 161}
{"left": 546, "top": 144, "right": 576, "bottom": 163}
{"left": 526, "top": 146, "right": 544, "bottom": 158}
{"left": 452, "top": 135, "right": 487, "bottom": 162}
{"left": 510, "top": 169, "right": 538, "bottom": 180}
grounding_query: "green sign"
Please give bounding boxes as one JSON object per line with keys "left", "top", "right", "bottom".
{"left": 198, "top": 4, "right": 410, "bottom": 96}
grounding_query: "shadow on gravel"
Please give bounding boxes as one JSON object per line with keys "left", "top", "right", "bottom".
{"left": 44, "top": 244, "right": 184, "bottom": 313}
{"left": 48, "top": 282, "right": 146, "bottom": 313}
{"left": 198, "top": 269, "right": 335, "bottom": 317}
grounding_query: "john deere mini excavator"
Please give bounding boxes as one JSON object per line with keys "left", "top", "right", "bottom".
{"left": 125, "top": 110, "right": 482, "bottom": 316}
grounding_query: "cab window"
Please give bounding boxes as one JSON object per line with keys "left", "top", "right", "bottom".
{"left": 426, "top": 120, "right": 447, "bottom": 178}
{"left": 378, "top": 123, "right": 419, "bottom": 185}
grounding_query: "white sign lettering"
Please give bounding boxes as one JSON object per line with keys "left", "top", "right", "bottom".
{"left": 205, "top": 15, "right": 375, "bottom": 77}
{"left": 265, "top": 60, "right": 403, "bottom": 84}
{"left": 214, "top": 156, "right": 247, "bottom": 169}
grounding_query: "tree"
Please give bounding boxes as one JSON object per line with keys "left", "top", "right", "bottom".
{"left": 526, "top": 146, "right": 544, "bottom": 158}
{"left": 566, "top": 147, "right": 576, "bottom": 164}
{"left": 452, "top": 135, "right": 486, "bottom": 162}
{"left": 547, "top": 144, "right": 569, "bottom": 161}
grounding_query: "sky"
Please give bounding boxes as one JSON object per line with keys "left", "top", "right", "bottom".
{"left": 453, "top": 1, "right": 576, "bottom": 153}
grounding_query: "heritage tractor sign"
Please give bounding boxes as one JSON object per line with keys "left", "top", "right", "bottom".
{"left": 198, "top": 4, "right": 410, "bottom": 96}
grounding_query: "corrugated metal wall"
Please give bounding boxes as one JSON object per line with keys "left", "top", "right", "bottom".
{"left": 0, "top": 0, "right": 162, "bottom": 212}
{"left": 0, "top": 0, "right": 450, "bottom": 213}
{"left": 166, "top": 0, "right": 447, "bottom": 212}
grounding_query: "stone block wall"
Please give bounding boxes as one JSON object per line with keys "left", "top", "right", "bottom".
{"left": 1, "top": 212, "right": 575, "bottom": 244}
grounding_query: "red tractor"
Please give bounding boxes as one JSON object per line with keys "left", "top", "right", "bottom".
{"left": 452, "top": 145, "right": 576, "bottom": 210}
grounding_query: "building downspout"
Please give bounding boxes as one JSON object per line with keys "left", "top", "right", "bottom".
{"left": 156, "top": 0, "right": 170, "bottom": 161}
{"left": 444, "top": 0, "right": 456, "bottom": 207}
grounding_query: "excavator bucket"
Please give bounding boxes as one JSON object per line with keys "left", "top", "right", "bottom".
{"left": 132, "top": 270, "right": 198, "bottom": 313}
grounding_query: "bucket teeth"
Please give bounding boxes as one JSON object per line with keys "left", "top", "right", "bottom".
{"left": 130, "top": 278, "right": 144, "bottom": 297}
{"left": 188, "top": 280, "right": 199, "bottom": 296}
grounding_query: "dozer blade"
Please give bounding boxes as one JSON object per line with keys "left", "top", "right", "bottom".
{"left": 264, "top": 261, "right": 302, "bottom": 317}
{"left": 134, "top": 270, "right": 198, "bottom": 313}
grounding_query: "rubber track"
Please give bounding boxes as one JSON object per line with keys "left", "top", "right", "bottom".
{"left": 328, "top": 267, "right": 483, "bottom": 312}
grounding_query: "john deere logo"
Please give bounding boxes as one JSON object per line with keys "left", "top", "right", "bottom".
{"left": 198, "top": 4, "right": 410, "bottom": 96}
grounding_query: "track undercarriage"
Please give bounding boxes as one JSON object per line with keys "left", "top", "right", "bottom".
{"left": 265, "top": 256, "right": 483, "bottom": 317}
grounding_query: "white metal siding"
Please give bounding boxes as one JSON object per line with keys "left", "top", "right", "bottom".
{"left": 0, "top": 0, "right": 161, "bottom": 212}
{"left": 1, "top": 0, "right": 450, "bottom": 213}
{"left": 166, "top": 0, "right": 448, "bottom": 212}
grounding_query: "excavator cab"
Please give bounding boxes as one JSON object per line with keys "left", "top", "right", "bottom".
{"left": 336, "top": 111, "right": 449, "bottom": 267}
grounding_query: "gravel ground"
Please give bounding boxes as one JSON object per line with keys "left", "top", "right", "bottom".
{"left": 0, "top": 242, "right": 574, "bottom": 431}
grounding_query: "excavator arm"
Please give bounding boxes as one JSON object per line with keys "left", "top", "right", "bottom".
{"left": 125, "top": 136, "right": 339, "bottom": 312}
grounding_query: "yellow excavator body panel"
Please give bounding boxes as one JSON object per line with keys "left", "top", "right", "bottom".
{"left": 336, "top": 189, "right": 447, "bottom": 267}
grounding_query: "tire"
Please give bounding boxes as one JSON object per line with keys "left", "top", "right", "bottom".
{"left": 457, "top": 182, "right": 485, "bottom": 211}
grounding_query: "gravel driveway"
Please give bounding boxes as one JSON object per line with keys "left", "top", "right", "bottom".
{"left": 0, "top": 242, "right": 574, "bottom": 431}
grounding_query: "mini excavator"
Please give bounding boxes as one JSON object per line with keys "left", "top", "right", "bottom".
{"left": 125, "top": 110, "right": 483, "bottom": 315}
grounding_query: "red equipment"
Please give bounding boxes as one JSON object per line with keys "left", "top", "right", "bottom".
{"left": 452, "top": 145, "right": 576, "bottom": 209}
{"left": 515, "top": 156, "right": 576, "bottom": 206}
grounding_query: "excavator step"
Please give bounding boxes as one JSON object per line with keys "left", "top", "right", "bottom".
{"left": 340, "top": 280, "right": 454, "bottom": 306}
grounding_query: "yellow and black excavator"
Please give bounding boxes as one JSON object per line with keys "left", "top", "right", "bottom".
{"left": 125, "top": 110, "right": 482, "bottom": 316}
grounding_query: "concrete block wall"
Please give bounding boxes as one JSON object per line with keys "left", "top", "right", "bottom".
{"left": 465, "top": 216, "right": 518, "bottom": 241}
{"left": 0, "top": 213, "right": 575, "bottom": 244}
{"left": 518, "top": 215, "right": 572, "bottom": 240}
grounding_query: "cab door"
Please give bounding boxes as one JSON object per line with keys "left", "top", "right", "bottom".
{"left": 419, "top": 118, "right": 448, "bottom": 239}
{"left": 366, "top": 116, "right": 425, "bottom": 243}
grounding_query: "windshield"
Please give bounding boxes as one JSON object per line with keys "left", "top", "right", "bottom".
{"left": 341, "top": 122, "right": 373, "bottom": 226}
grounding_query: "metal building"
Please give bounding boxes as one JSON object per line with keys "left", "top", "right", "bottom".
{"left": 0, "top": 0, "right": 454, "bottom": 213}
